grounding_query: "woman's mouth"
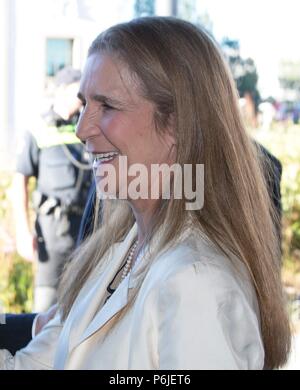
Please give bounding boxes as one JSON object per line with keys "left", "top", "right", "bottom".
{"left": 92, "top": 151, "right": 119, "bottom": 168}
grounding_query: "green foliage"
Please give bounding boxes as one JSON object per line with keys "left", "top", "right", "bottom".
{"left": 0, "top": 253, "right": 33, "bottom": 313}
{"left": 253, "top": 124, "right": 300, "bottom": 275}
{"left": 291, "top": 219, "right": 300, "bottom": 250}
{"left": 0, "top": 174, "right": 12, "bottom": 220}
{"left": 282, "top": 167, "right": 300, "bottom": 264}
{"left": 0, "top": 171, "right": 34, "bottom": 313}
{"left": 222, "top": 38, "right": 260, "bottom": 109}
{"left": 279, "top": 60, "right": 300, "bottom": 91}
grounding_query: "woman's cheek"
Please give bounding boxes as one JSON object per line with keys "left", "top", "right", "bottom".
{"left": 100, "top": 112, "right": 129, "bottom": 143}
{"left": 100, "top": 111, "right": 123, "bottom": 133}
{"left": 99, "top": 112, "right": 115, "bottom": 130}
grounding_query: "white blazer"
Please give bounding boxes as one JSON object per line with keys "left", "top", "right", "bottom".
{"left": 0, "top": 223, "right": 264, "bottom": 370}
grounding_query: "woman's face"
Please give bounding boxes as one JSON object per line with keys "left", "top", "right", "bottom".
{"left": 76, "top": 53, "right": 175, "bottom": 199}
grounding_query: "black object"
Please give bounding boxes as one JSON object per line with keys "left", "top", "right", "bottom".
{"left": 0, "top": 314, "right": 37, "bottom": 356}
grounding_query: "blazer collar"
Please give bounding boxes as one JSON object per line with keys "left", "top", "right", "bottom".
{"left": 73, "top": 221, "right": 199, "bottom": 349}
{"left": 77, "top": 221, "right": 199, "bottom": 346}
{"left": 70, "top": 223, "right": 138, "bottom": 350}
{"left": 54, "top": 223, "right": 138, "bottom": 368}
{"left": 76, "top": 272, "right": 131, "bottom": 347}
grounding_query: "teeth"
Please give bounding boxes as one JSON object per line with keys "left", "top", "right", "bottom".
{"left": 93, "top": 151, "right": 119, "bottom": 165}
{"left": 94, "top": 151, "right": 119, "bottom": 159}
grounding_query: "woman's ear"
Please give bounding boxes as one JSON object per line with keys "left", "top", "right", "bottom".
{"left": 164, "top": 114, "right": 177, "bottom": 163}
{"left": 165, "top": 113, "right": 176, "bottom": 147}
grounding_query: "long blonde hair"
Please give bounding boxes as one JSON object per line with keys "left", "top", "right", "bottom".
{"left": 58, "top": 17, "right": 291, "bottom": 369}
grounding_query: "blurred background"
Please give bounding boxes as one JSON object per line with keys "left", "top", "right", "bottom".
{"left": 0, "top": 0, "right": 299, "bottom": 368}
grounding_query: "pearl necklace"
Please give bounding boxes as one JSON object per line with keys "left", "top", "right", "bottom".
{"left": 121, "top": 240, "right": 139, "bottom": 280}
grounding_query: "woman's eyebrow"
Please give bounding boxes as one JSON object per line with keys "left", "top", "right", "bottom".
{"left": 77, "top": 91, "right": 122, "bottom": 105}
{"left": 92, "top": 93, "right": 122, "bottom": 106}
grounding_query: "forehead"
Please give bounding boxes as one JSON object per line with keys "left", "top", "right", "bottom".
{"left": 79, "top": 53, "right": 138, "bottom": 99}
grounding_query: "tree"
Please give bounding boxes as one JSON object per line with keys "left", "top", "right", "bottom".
{"left": 222, "top": 38, "right": 260, "bottom": 111}
{"left": 134, "top": 0, "right": 155, "bottom": 17}
{"left": 279, "top": 60, "right": 300, "bottom": 100}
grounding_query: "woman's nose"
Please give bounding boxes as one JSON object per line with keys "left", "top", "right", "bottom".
{"left": 75, "top": 110, "right": 87, "bottom": 142}
{"left": 75, "top": 108, "right": 100, "bottom": 143}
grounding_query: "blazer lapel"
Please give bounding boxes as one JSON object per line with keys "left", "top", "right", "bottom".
{"left": 54, "top": 223, "right": 138, "bottom": 368}
{"left": 69, "top": 223, "right": 138, "bottom": 350}
{"left": 76, "top": 273, "right": 130, "bottom": 347}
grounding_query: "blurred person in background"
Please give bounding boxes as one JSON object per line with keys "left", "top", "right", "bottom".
{"left": 258, "top": 101, "right": 276, "bottom": 131}
{"left": 12, "top": 67, "right": 92, "bottom": 312}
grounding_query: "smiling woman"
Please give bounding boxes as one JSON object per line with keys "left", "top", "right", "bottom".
{"left": 76, "top": 52, "right": 175, "bottom": 207}
{"left": 0, "top": 17, "right": 291, "bottom": 370}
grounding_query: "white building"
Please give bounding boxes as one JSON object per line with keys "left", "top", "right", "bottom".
{"left": 0, "top": 0, "right": 182, "bottom": 170}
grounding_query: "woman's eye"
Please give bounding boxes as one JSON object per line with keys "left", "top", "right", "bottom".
{"left": 102, "top": 103, "right": 114, "bottom": 111}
